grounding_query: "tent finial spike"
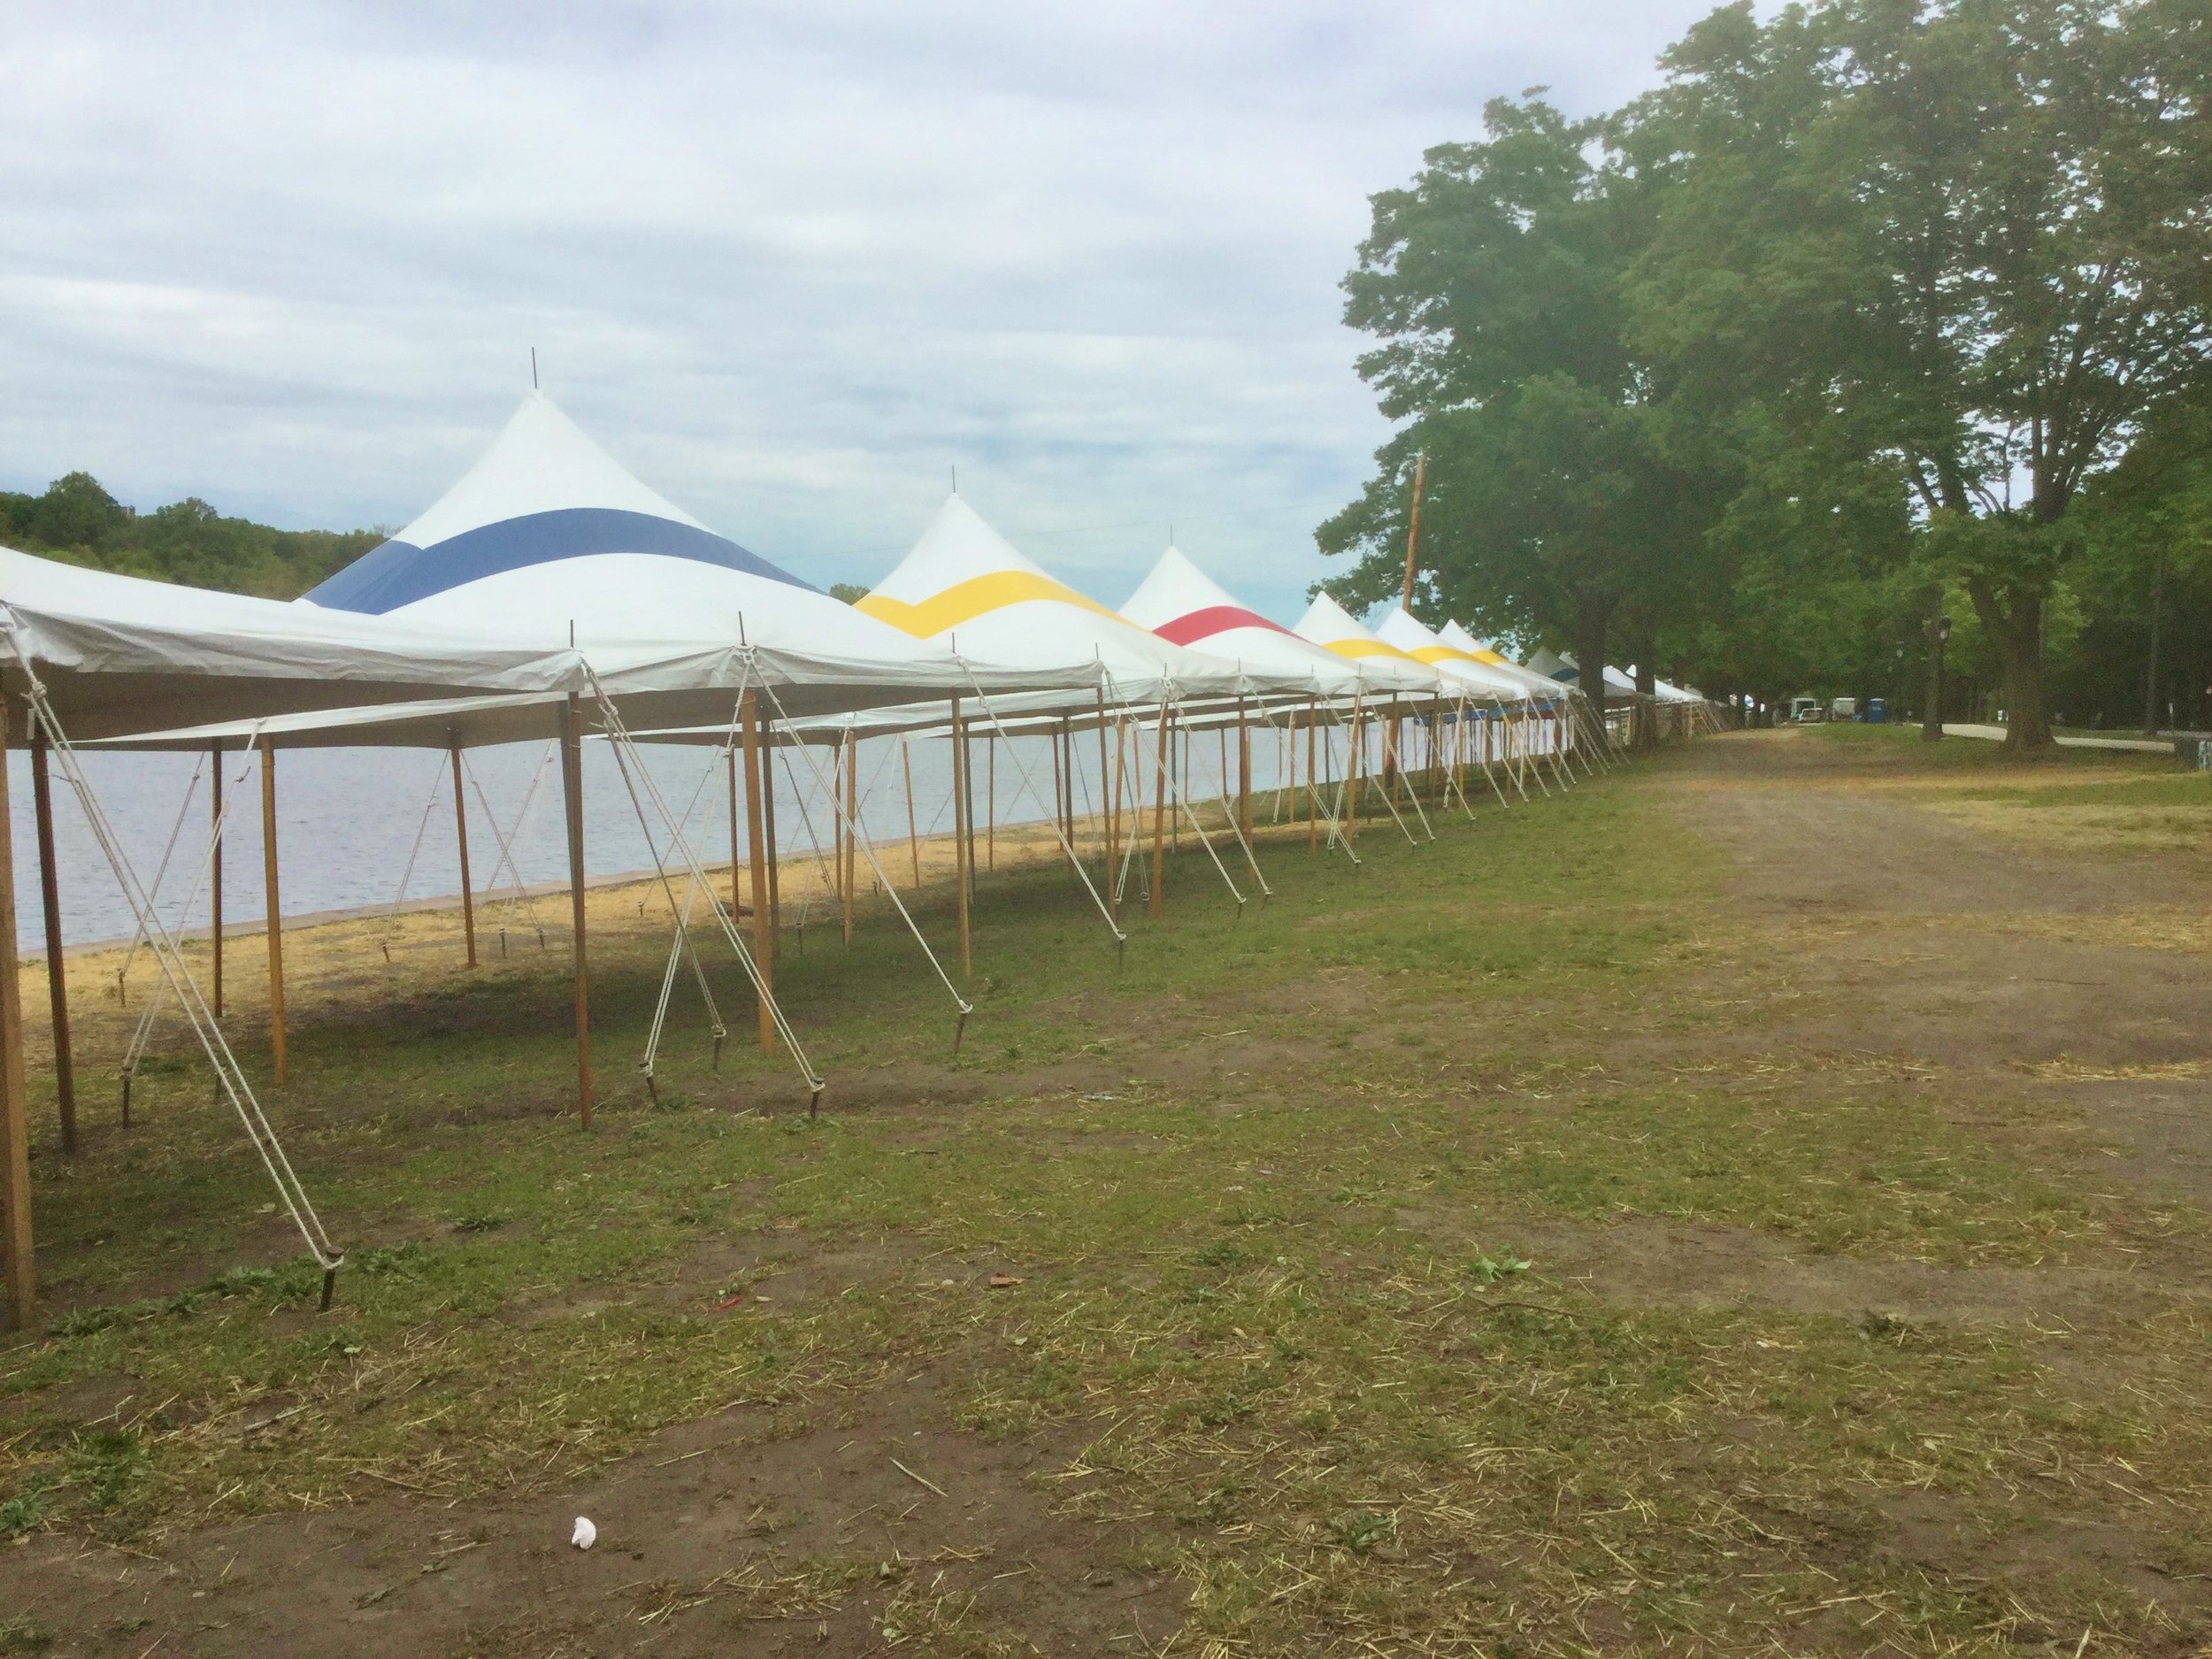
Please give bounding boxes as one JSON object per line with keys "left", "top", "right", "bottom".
{"left": 530, "top": 346, "right": 539, "bottom": 391}
{"left": 950, "top": 464, "right": 956, "bottom": 495}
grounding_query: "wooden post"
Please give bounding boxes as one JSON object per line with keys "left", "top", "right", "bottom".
{"left": 950, "top": 701, "right": 972, "bottom": 974}
{"left": 210, "top": 743, "right": 224, "bottom": 1018}
{"left": 1108, "top": 714, "right": 1125, "bottom": 924}
{"left": 260, "top": 742, "right": 288, "bottom": 1087}
{"left": 28, "top": 734, "right": 74, "bottom": 1156}
{"left": 841, "top": 732, "right": 856, "bottom": 945}
{"left": 558, "top": 696, "right": 591, "bottom": 1125}
{"left": 901, "top": 737, "right": 920, "bottom": 888}
{"left": 1149, "top": 702, "right": 1171, "bottom": 918}
{"left": 986, "top": 731, "right": 996, "bottom": 871}
{"left": 1094, "top": 687, "right": 1111, "bottom": 872}
{"left": 739, "top": 748, "right": 757, "bottom": 916}
{"left": 740, "top": 693, "right": 773, "bottom": 1052}
{"left": 1061, "top": 720, "right": 1076, "bottom": 842}
{"left": 1306, "top": 697, "right": 1319, "bottom": 855}
{"left": 449, "top": 744, "right": 476, "bottom": 968}
{"left": 1, "top": 709, "right": 38, "bottom": 1331}
{"left": 763, "top": 741, "right": 780, "bottom": 943}
{"left": 1236, "top": 698, "right": 1252, "bottom": 843}
{"left": 1048, "top": 724, "right": 1062, "bottom": 851}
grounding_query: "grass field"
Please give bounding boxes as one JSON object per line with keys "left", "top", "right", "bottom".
{"left": 4, "top": 726, "right": 2211, "bottom": 1656}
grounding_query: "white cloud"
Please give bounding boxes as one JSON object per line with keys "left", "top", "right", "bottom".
{"left": 0, "top": 0, "right": 1722, "bottom": 618}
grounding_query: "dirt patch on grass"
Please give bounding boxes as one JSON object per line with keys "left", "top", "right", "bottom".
{"left": 0, "top": 1369, "right": 1180, "bottom": 1657}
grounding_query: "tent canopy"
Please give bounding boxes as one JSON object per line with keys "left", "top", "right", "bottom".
{"left": 856, "top": 496, "right": 1259, "bottom": 703}
{"left": 1291, "top": 594, "right": 1440, "bottom": 696}
{"left": 1438, "top": 622, "right": 1571, "bottom": 701}
{"left": 1371, "top": 607, "right": 1530, "bottom": 702}
{"left": 1120, "top": 546, "right": 1426, "bottom": 697}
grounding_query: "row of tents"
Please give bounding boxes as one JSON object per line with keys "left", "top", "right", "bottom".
{"left": 0, "top": 392, "right": 1706, "bottom": 1329}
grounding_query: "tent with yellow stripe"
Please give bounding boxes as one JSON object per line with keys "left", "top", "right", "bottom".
{"left": 857, "top": 495, "right": 1257, "bottom": 703}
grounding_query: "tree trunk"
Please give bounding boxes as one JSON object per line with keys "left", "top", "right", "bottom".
{"left": 1573, "top": 593, "right": 1612, "bottom": 739}
{"left": 1966, "top": 577, "right": 2055, "bottom": 752}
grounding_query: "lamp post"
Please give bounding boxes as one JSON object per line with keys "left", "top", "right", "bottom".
{"left": 1921, "top": 613, "right": 1952, "bottom": 743}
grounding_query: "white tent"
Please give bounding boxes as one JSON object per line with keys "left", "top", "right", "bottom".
{"left": 1120, "top": 547, "right": 1429, "bottom": 699}
{"left": 1438, "top": 622, "right": 1571, "bottom": 701}
{"left": 1371, "top": 607, "right": 1531, "bottom": 703}
{"left": 1291, "top": 593, "right": 1440, "bottom": 692}
{"left": 856, "top": 497, "right": 1256, "bottom": 704}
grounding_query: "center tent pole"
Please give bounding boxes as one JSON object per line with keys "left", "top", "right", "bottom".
{"left": 949, "top": 699, "right": 972, "bottom": 974}
{"left": 210, "top": 743, "right": 224, "bottom": 1018}
{"left": 901, "top": 736, "right": 920, "bottom": 888}
{"left": 1236, "top": 697, "right": 1252, "bottom": 843}
{"left": 740, "top": 691, "right": 774, "bottom": 1053}
{"left": 739, "top": 752, "right": 757, "bottom": 925}
{"left": 558, "top": 695, "right": 592, "bottom": 1124}
{"left": 0, "top": 709, "right": 35, "bottom": 1330}
{"left": 449, "top": 743, "right": 476, "bottom": 969}
{"left": 260, "top": 740, "right": 288, "bottom": 1088}
{"left": 1149, "top": 698, "right": 1171, "bottom": 918}
{"left": 28, "top": 733, "right": 75, "bottom": 1155}
{"left": 841, "top": 731, "right": 856, "bottom": 945}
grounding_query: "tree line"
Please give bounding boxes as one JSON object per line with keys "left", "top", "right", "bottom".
{"left": 0, "top": 471, "right": 379, "bottom": 601}
{"left": 1319, "top": 0, "right": 2211, "bottom": 747}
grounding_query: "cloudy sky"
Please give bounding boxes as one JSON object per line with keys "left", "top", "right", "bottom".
{"left": 2, "top": 2, "right": 1720, "bottom": 620}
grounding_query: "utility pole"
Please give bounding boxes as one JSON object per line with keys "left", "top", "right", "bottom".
{"left": 1400, "top": 450, "right": 1427, "bottom": 609}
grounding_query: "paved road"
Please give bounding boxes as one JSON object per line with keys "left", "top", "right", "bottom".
{"left": 1942, "top": 722, "right": 2174, "bottom": 753}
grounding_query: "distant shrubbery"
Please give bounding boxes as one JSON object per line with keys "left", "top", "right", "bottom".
{"left": 0, "top": 471, "right": 380, "bottom": 600}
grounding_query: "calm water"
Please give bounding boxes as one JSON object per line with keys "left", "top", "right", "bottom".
{"left": 6, "top": 717, "right": 1361, "bottom": 950}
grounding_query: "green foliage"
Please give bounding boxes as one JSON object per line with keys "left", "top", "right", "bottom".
{"left": 827, "top": 581, "right": 870, "bottom": 604}
{"left": 0, "top": 472, "right": 379, "bottom": 599}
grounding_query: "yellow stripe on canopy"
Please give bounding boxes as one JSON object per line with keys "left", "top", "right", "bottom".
{"left": 1402, "top": 642, "right": 1486, "bottom": 665}
{"left": 856, "top": 571, "right": 1124, "bottom": 639}
{"left": 1319, "top": 637, "right": 1425, "bottom": 663}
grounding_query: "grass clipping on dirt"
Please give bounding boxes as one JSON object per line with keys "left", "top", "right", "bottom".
{"left": 5, "top": 728, "right": 2212, "bottom": 1655}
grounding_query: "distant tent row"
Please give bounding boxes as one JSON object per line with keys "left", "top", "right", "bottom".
{"left": 0, "top": 391, "right": 1678, "bottom": 1332}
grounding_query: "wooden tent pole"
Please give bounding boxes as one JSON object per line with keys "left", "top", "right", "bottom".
{"left": 763, "top": 741, "right": 780, "bottom": 943}
{"left": 1108, "top": 715, "right": 1125, "bottom": 924}
{"left": 901, "top": 736, "right": 919, "bottom": 888}
{"left": 1236, "top": 697, "right": 1252, "bottom": 843}
{"left": 260, "top": 741, "right": 288, "bottom": 1087}
{"left": 987, "top": 731, "right": 997, "bottom": 871}
{"left": 1, "top": 709, "right": 37, "bottom": 1332}
{"left": 1048, "top": 724, "right": 1063, "bottom": 853}
{"left": 28, "top": 734, "right": 75, "bottom": 1155}
{"left": 1094, "top": 687, "right": 1111, "bottom": 872}
{"left": 558, "top": 696, "right": 591, "bottom": 1125}
{"left": 210, "top": 743, "right": 224, "bottom": 1018}
{"left": 950, "top": 700, "right": 972, "bottom": 974}
{"left": 740, "top": 693, "right": 773, "bottom": 1053}
{"left": 449, "top": 744, "right": 476, "bottom": 968}
{"left": 841, "top": 732, "right": 856, "bottom": 945}
{"left": 1149, "top": 701, "right": 1171, "bottom": 918}
{"left": 1292, "top": 703, "right": 1310, "bottom": 858}
{"left": 739, "top": 752, "right": 757, "bottom": 925}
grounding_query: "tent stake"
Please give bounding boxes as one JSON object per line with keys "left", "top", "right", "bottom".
{"left": 261, "top": 741, "right": 288, "bottom": 1087}
{"left": 210, "top": 742, "right": 224, "bottom": 1018}
{"left": 559, "top": 696, "right": 592, "bottom": 1125}
{"left": 449, "top": 744, "right": 476, "bottom": 968}
{"left": 29, "top": 733, "right": 75, "bottom": 1154}
{"left": 0, "top": 707, "right": 36, "bottom": 1331}
{"left": 741, "top": 693, "right": 774, "bottom": 1053}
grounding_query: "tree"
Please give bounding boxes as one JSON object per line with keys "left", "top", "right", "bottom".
{"left": 26, "top": 472, "right": 129, "bottom": 552}
{"left": 1317, "top": 96, "right": 1732, "bottom": 731}
{"left": 1626, "top": 0, "right": 2212, "bottom": 749}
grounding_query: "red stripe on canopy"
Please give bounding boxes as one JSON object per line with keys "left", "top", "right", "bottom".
{"left": 1152, "top": 604, "right": 1294, "bottom": 646}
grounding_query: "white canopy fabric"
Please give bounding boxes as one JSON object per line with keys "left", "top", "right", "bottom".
{"left": 1370, "top": 607, "right": 1526, "bottom": 703}
{"left": 1120, "top": 547, "right": 1428, "bottom": 699}
{"left": 1437, "top": 622, "right": 1572, "bottom": 701}
{"left": 856, "top": 496, "right": 1257, "bottom": 704}
{"left": 1290, "top": 594, "right": 1440, "bottom": 696}
{"left": 1524, "top": 648, "right": 1637, "bottom": 696}
{"left": 0, "top": 545, "right": 597, "bottom": 741}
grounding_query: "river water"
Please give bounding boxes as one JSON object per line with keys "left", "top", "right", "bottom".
{"left": 7, "top": 719, "right": 1317, "bottom": 950}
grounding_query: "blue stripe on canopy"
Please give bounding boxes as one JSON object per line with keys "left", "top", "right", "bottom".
{"left": 305, "top": 506, "right": 817, "bottom": 615}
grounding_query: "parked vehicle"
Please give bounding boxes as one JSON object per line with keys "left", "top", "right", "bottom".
{"left": 1831, "top": 696, "right": 1857, "bottom": 721}
{"left": 1790, "top": 696, "right": 1824, "bottom": 723}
